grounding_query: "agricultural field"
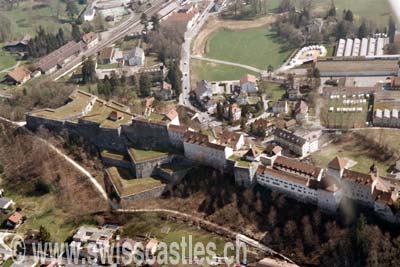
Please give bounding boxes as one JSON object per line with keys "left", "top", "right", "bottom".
{"left": 310, "top": 132, "right": 395, "bottom": 175}
{"left": 205, "top": 28, "right": 292, "bottom": 70}
{"left": 3, "top": 0, "right": 87, "bottom": 37}
{"left": 191, "top": 59, "right": 258, "bottom": 83}
{"left": 309, "top": 0, "right": 392, "bottom": 27}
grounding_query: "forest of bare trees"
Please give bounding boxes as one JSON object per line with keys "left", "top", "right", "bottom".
{"left": 0, "top": 124, "right": 107, "bottom": 220}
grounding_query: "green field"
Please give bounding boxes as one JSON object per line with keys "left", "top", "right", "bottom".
{"left": 5, "top": 0, "right": 86, "bottom": 37}
{"left": 206, "top": 28, "right": 291, "bottom": 70}
{"left": 310, "top": 132, "right": 394, "bottom": 175}
{"left": 123, "top": 213, "right": 231, "bottom": 256}
{"left": 320, "top": 99, "right": 370, "bottom": 129}
{"left": 191, "top": 59, "right": 258, "bottom": 82}
{"left": 258, "top": 81, "right": 285, "bottom": 101}
{"left": 312, "top": 0, "right": 391, "bottom": 26}
{"left": 0, "top": 49, "right": 17, "bottom": 71}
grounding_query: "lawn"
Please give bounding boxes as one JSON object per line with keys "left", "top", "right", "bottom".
{"left": 205, "top": 27, "right": 292, "bottom": 70}
{"left": 97, "top": 63, "right": 120, "bottom": 69}
{"left": 357, "top": 128, "right": 400, "bottom": 157}
{"left": 0, "top": 176, "right": 79, "bottom": 242}
{"left": 310, "top": 132, "right": 394, "bottom": 175}
{"left": 122, "top": 213, "right": 232, "bottom": 256}
{"left": 5, "top": 0, "right": 87, "bottom": 37}
{"left": 258, "top": 81, "right": 285, "bottom": 101}
{"left": 107, "top": 167, "right": 164, "bottom": 197}
{"left": 191, "top": 59, "right": 258, "bottom": 83}
{"left": 0, "top": 49, "right": 17, "bottom": 71}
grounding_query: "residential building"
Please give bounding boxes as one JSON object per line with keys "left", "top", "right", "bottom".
{"left": 273, "top": 128, "right": 320, "bottom": 157}
{"left": 70, "top": 225, "right": 119, "bottom": 258}
{"left": 154, "top": 81, "right": 173, "bottom": 100}
{"left": 240, "top": 74, "right": 258, "bottom": 93}
{"left": 216, "top": 130, "right": 245, "bottom": 151}
{"left": 123, "top": 47, "right": 145, "bottom": 66}
{"left": 4, "top": 66, "right": 31, "bottom": 85}
{"left": 272, "top": 101, "right": 288, "bottom": 114}
{"left": 256, "top": 156, "right": 323, "bottom": 203}
{"left": 3, "top": 34, "right": 31, "bottom": 53}
{"left": 97, "top": 47, "right": 121, "bottom": 65}
{"left": 160, "top": 108, "right": 180, "bottom": 126}
{"left": 83, "top": 4, "right": 96, "bottom": 21}
{"left": 244, "top": 146, "right": 263, "bottom": 161}
{"left": 194, "top": 80, "right": 212, "bottom": 102}
{"left": 6, "top": 211, "right": 23, "bottom": 228}
{"left": 183, "top": 131, "right": 233, "bottom": 170}
{"left": 163, "top": 5, "right": 200, "bottom": 31}
{"left": 294, "top": 100, "right": 309, "bottom": 121}
{"left": 82, "top": 32, "right": 99, "bottom": 49}
{"left": 224, "top": 103, "right": 241, "bottom": 121}
{"left": 287, "top": 87, "right": 301, "bottom": 100}
{"left": 275, "top": 118, "right": 297, "bottom": 130}
{"left": 0, "top": 197, "right": 14, "bottom": 210}
{"left": 252, "top": 118, "right": 275, "bottom": 136}
{"left": 35, "top": 41, "right": 84, "bottom": 74}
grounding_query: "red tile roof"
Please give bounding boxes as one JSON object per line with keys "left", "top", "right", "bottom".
{"left": 8, "top": 212, "right": 22, "bottom": 224}
{"left": 240, "top": 74, "right": 257, "bottom": 84}
{"left": 274, "top": 156, "right": 322, "bottom": 179}
{"left": 7, "top": 66, "right": 31, "bottom": 83}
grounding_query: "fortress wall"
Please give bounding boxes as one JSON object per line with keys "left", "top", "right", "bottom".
{"left": 122, "top": 120, "right": 172, "bottom": 150}
{"left": 133, "top": 154, "right": 171, "bottom": 178}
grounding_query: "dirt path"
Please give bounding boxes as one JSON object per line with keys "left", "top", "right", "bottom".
{"left": 192, "top": 13, "right": 285, "bottom": 56}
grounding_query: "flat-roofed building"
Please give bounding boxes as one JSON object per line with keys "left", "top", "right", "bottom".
{"left": 360, "top": 38, "right": 369, "bottom": 56}
{"left": 344, "top": 39, "right": 353, "bottom": 56}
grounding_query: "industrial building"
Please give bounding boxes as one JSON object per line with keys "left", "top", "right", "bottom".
{"left": 335, "top": 38, "right": 389, "bottom": 57}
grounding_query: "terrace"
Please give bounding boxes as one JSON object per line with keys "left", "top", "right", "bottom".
{"left": 80, "top": 99, "right": 132, "bottom": 129}
{"left": 106, "top": 167, "right": 164, "bottom": 197}
{"left": 128, "top": 148, "right": 168, "bottom": 163}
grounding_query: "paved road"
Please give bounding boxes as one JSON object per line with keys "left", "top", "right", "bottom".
{"left": 180, "top": 0, "right": 218, "bottom": 107}
{"left": 191, "top": 55, "right": 263, "bottom": 73}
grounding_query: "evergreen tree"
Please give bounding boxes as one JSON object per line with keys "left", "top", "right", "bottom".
{"left": 139, "top": 73, "right": 151, "bottom": 97}
{"left": 336, "top": 21, "right": 347, "bottom": 40}
{"left": 344, "top": 10, "right": 354, "bottom": 22}
{"left": 66, "top": 0, "right": 78, "bottom": 21}
{"left": 327, "top": 0, "right": 336, "bottom": 17}
{"left": 151, "top": 14, "right": 160, "bottom": 31}
{"left": 358, "top": 22, "right": 368, "bottom": 38}
{"left": 39, "top": 225, "right": 51, "bottom": 242}
{"left": 389, "top": 16, "right": 396, "bottom": 44}
{"left": 71, "top": 24, "right": 81, "bottom": 42}
{"left": 141, "top": 13, "right": 148, "bottom": 30}
{"left": 216, "top": 102, "right": 224, "bottom": 120}
{"left": 81, "top": 57, "right": 96, "bottom": 84}
{"left": 166, "top": 62, "right": 182, "bottom": 96}
{"left": 228, "top": 105, "right": 233, "bottom": 123}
